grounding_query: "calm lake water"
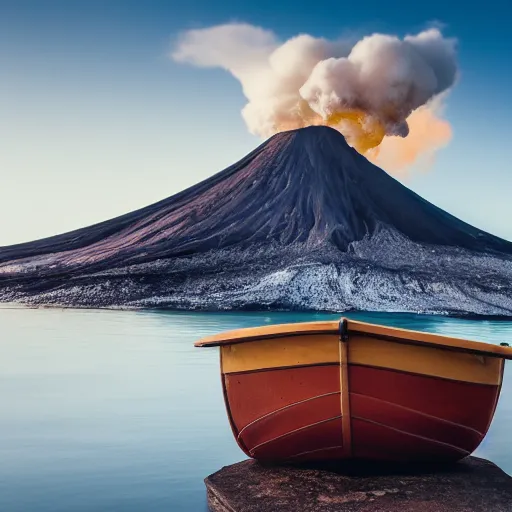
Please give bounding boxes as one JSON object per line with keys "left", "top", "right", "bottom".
{"left": 1, "top": 307, "right": 511, "bottom": 511}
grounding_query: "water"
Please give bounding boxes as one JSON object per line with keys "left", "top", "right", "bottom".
{"left": 0, "top": 307, "right": 511, "bottom": 511}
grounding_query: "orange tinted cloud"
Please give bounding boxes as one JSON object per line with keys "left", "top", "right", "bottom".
{"left": 368, "top": 104, "right": 452, "bottom": 177}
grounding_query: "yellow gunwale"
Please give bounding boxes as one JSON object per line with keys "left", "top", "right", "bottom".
{"left": 221, "top": 334, "right": 339, "bottom": 374}
{"left": 194, "top": 318, "right": 512, "bottom": 360}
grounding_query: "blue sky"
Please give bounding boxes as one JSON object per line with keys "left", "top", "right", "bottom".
{"left": 1, "top": 0, "right": 511, "bottom": 245}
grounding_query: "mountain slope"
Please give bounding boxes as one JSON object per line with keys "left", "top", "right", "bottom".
{"left": 1, "top": 126, "right": 512, "bottom": 315}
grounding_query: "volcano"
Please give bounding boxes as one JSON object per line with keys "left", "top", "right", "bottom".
{"left": 1, "top": 126, "right": 512, "bottom": 315}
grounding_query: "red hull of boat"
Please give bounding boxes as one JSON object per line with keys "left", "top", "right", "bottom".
{"left": 224, "top": 364, "right": 500, "bottom": 462}
{"left": 196, "top": 319, "right": 511, "bottom": 463}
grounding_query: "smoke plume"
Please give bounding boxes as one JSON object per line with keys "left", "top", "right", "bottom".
{"left": 368, "top": 96, "right": 453, "bottom": 176}
{"left": 172, "top": 23, "right": 458, "bottom": 172}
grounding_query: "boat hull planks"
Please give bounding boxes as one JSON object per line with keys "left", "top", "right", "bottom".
{"left": 197, "top": 319, "right": 511, "bottom": 463}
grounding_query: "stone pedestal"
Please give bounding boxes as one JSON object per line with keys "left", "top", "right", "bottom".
{"left": 205, "top": 456, "right": 512, "bottom": 511}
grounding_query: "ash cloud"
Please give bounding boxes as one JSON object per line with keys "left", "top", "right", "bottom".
{"left": 172, "top": 23, "right": 458, "bottom": 172}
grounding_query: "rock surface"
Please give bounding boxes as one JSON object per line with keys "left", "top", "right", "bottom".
{"left": 205, "top": 456, "right": 512, "bottom": 511}
{"left": 2, "top": 126, "right": 512, "bottom": 314}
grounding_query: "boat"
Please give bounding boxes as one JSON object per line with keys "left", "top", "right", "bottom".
{"left": 194, "top": 318, "right": 512, "bottom": 463}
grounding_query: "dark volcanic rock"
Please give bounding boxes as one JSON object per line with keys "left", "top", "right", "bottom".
{"left": 1, "top": 126, "right": 512, "bottom": 313}
{"left": 205, "top": 457, "right": 512, "bottom": 511}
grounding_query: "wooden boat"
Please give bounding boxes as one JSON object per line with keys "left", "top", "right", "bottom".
{"left": 195, "top": 318, "right": 512, "bottom": 463}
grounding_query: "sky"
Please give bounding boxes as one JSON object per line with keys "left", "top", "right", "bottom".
{"left": 1, "top": 0, "right": 511, "bottom": 246}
